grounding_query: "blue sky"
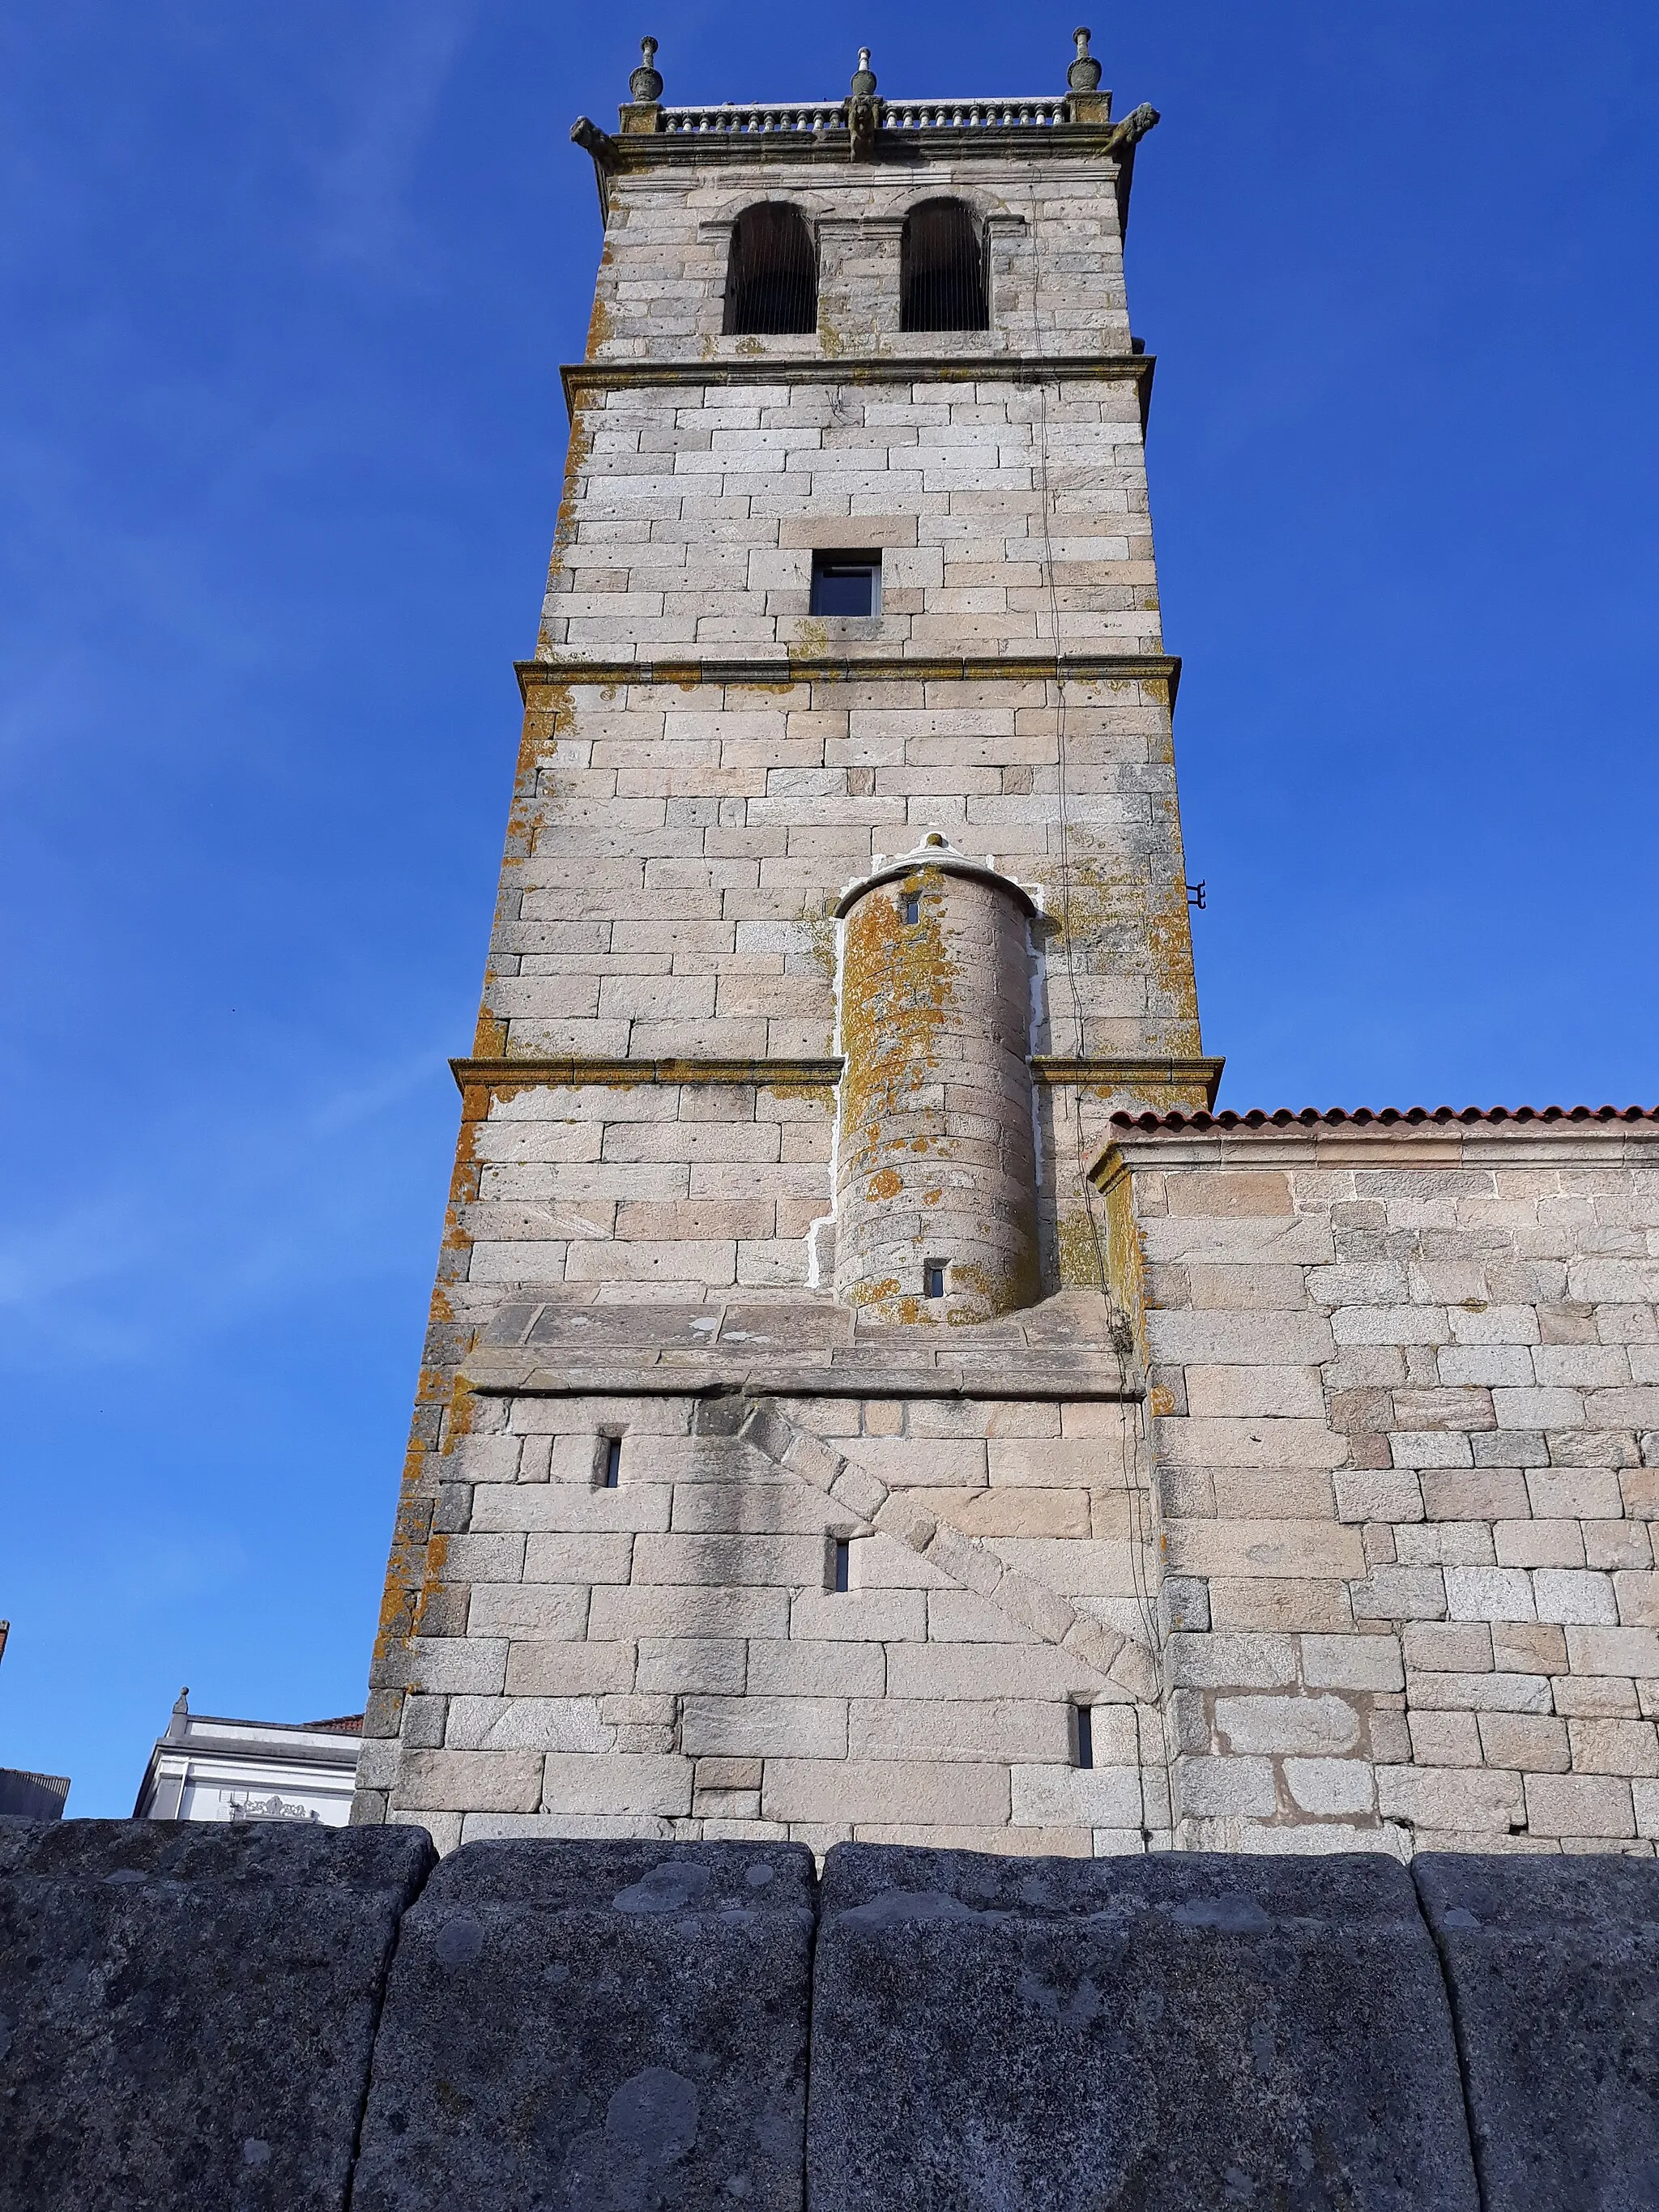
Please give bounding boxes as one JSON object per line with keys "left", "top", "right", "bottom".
{"left": 2, "top": 3, "right": 1654, "bottom": 1812}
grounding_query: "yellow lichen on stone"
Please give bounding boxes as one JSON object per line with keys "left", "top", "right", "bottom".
{"left": 1097, "top": 1150, "right": 1150, "bottom": 1364}
{"left": 1056, "top": 1203, "right": 1109, "bottom": 1291}
{"left": 801, "top": 901, "right": 838, "bottom": 988}
{"left": 1047, "top": 828, "right": 1201, "bottom": 1052}
{"left": 584, "top": 288, "right": 612, "bottom": 362}
{"left": 838, "top": 872, "right": 953, "bottom": 1165}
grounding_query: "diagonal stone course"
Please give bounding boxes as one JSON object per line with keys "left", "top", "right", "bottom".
{"left": 736, "top": 1397, "right": 1159, "bottom": 1701}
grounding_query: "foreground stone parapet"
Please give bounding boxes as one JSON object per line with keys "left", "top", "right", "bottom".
{"left": 0, "top": 1817, "right": 434, "bottom": 2212}
{"left": 1414, "top": 1853, "right": 1659, "bottom": 2212}
{"left": 6, "top": 1820, "right": 1658, "bottom": 2208}
{"left": 808, "top": 1843, "right": 1479, "bottom": 2212}
{"left": 351, "top": 1839, "right": 815, "bottom": 2212}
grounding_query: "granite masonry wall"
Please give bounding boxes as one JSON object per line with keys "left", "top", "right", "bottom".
{"left": 356, "top": 70, "right": 1657, "bottom": 1865}
{"left": 1105, "top": 1108, "right": 1659, "bottom": 1856}
{"left": 358, "top": 76, "right": 1219, "bottom": 1850}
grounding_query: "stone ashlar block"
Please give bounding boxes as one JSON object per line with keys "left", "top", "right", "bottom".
{"left": 0, "top": 1818, "right": 433, "bottom": 2212}
{"left": 352, "top": 1839, "right": 814, "bottom": 2212}
{"left": 1414, "top": 1853, "right": 1659, "bottom": 2212}
{"left": 1213, "top": 1693, "right": 1362, "bottom": 1757}
{"left": 807, "top": 1844, "right": 1477, "bottom": 2212}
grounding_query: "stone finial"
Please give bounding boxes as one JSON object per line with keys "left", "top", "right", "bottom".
{"left": 1068, "top": 27, "right": 1102, "bottom": 92}
{"left": 168, "top": 1686, "right": 191, "bottom": 1741}
{"left": 847, "top": 47, "right": 881, "bottom": 161}
{"left": 629, "top": 34, "right": 663, "bottom": 104}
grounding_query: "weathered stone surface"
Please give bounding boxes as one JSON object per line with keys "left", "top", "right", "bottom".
{"left": 808, "top": 1843, "right": 1478, "bottom": 2211}
{"left": 18, "top": 1817, "right": 1659, "bottom": 2206}
{"left": 1414, "top": 1853, "right": 1659, "bottom": 2210}
{"left": 352, "top": 1839, "right": 814, "bottom": 2210}
{"left": 0, "top": 1817, "right": 433, "bottom": 2212}
{"left": 352, "top": 30, "right": 1659, "bottom": 1864}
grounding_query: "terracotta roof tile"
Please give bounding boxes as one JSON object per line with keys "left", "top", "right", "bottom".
{"left": 1109, "top": 1103, "right": 1659, "bottom": 1135}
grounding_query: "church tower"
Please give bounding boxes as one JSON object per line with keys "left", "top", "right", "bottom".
{"left": 355, "top": 32, "right": 1220, "bottom": 1856}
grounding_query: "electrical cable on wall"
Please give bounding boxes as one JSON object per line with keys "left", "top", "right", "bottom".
{"left": 1027, "top": 185, "right": 1166, "bottom": 1703}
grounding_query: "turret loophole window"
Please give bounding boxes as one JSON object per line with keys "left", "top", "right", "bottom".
{"left": 830, "top": 1536, "right": 853, "bottom": 1592}
{"left": 596, "top": 1434, "right": 623, "bottom": 1489}
{"left": 810, "top": 550, "right": 881, "bottom": 616}
{"left": 923, "top": 1259, "right": 946, "bottom": 1299}
{"left": 723, "top": 203, "right": 817, "bottom": 335}
{"left": 1073, "top": 1703, "right": 1094, "bottom": 1770}
{"left": 900, "top": 889, "right": 921, "bottom": 925}
{"left": 901, "top": 199, "right": 988, "bottom": 331}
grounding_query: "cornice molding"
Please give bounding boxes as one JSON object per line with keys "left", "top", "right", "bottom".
{"left": 451, "top": 1055, "right": 842, "bottom": 1096}
{"left": 467, "top": 1357, "right": 1141, "bottom": 1404}
{"left": 514, "top": 652, "right": 1180, "bottom": 701}
{"left": 450, "top": 1053, "right": 1221, "bottom": 1106}
{"left": 1031, "top": 1055, "right": 1224, "bottom": 1106}
{"left": 560, "top": 352, "right": 1153, "bottom": 421}
{"left": 586, "top": 121, "right": 1134, "bottom": 174}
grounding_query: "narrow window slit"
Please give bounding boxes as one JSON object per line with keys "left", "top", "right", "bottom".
{"left": 923, "top": 1260, "right": 946, "bottom": 1299}
{"left": 599, "top": 1435, "right": 622, "bottom": 1489}
{"left": 1073, "top": 1704, "right": 1094, "bottom": 1770}
{"left": 900, "top": 889, "right": 921, "bottom": 925}
{"left": 832, "top": 1537, "right": 851, "bottom": 1592}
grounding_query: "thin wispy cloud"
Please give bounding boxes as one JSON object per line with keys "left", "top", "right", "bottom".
{"left": 313, "top": 0, "right": 477, "bottom": 275}
{"left": 0, "top": 1047, "right": 449, "bottom": 1370}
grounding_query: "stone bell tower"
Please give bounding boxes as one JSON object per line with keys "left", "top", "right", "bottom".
{"left": 355, "top": 31, "right": 1221, "bottom": 1856}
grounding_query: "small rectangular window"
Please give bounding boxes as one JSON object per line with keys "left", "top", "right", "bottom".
{"left": 810, "top": 551, "right": 881, "bottom": 617}
{"left": 923, "top": 1260, "right": 945, "bottom": 1300}
{"left": 1073, "top": 1703, "right": 1094, "bottom": 1770}
{"left": 899, "top": 889, "right": 921, "bottom": 925}
{"left": 599, "top": 1435, "right": 622, "bottom": 1489}
{"left": 832, "top": 1537, "right": 851, "bottom": 1592}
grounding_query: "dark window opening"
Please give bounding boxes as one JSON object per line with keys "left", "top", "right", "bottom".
{"left": 1073, "top": 1703, "right": 1094, "bottom": 1770}
{"left": 832, "top": 1537, "right": 851, "bottom": 1592}
{"left": 901, "top": 199, "right": 988, "bottom": 332}
{"left": 923, "top": 1260, "right": 946, "bottom": 1300}
{"left": 810, "top": 551, "right": 881, "bottom": 617}
{"left": 900, "top": 889, "right": 921, "bottom": 925}
{"left": 723, "top": 203, "right": 817, "bottom": 335}
{"left": 599, "top": 1435, "right": 622, "bottom": 1489}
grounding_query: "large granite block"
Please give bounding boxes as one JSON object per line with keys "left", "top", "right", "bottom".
{"left": 1414, "top": 1853, "right": 1659, "bottom": 2210}
{"left": 352, "top": 1839, "right": 815, "bottom": 2211}
{"left": 0, "top": 1816, "right": 434, "bottom": 2212}
{"left": 808, "top": 1843, "right": 1478, "bottom": 2212}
